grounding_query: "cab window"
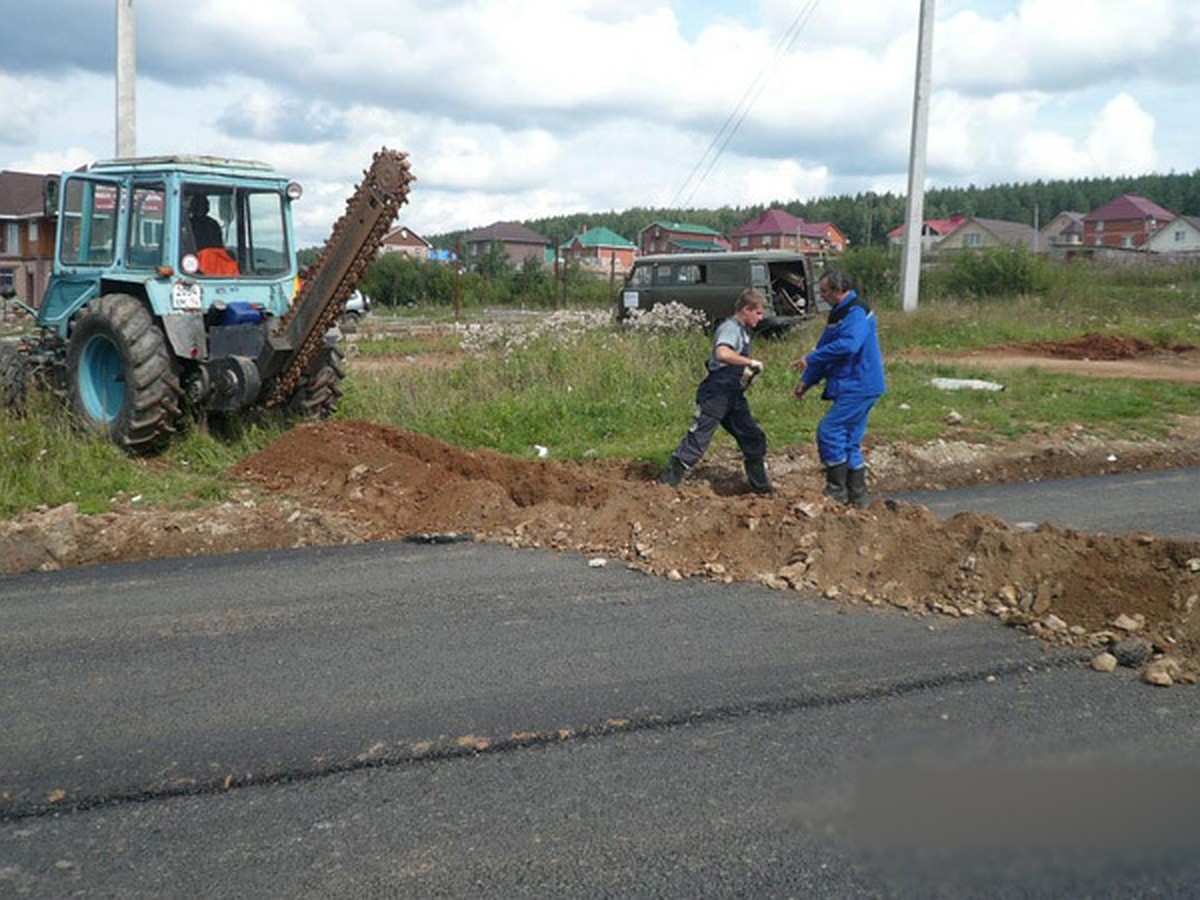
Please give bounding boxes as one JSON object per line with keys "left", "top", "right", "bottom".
{"left": 127, "top": 184, "right": 165, "bottom": 268}
{"left": 59, "top": 178, "right": 122, "bottom": 267}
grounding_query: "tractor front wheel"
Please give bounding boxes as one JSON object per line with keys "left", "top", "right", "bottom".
{"left": 66, "top": 294, "right": 182, "bottom": 453}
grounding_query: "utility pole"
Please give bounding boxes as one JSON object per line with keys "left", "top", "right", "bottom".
{"left": 899, "top": 0, "right": 935, "bottom": 312}
{"left": 116, "top": 0, "right": 136, "bottom": 157}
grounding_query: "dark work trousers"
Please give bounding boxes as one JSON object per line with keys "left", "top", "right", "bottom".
{"left": 673, "top": 372, "right": 767, "bottom": 467}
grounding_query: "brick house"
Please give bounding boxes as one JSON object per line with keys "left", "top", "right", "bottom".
{"left": 379, "top": 225, "right": 432, "bottom": 261}
{"left": 558, "top": 225, "right": 636, "bottom": 275}
{"left": 0, "top": 169, "right": 57, "bottom": 308}
{"left": 729, "top": 208, "right": 846, "bottom": 255}
{"left": 637, "top": 220, "right": 730, "bottom": 256}
{"left": 932, "top": 216, "right": 1042, "bottom": 253}
{"left": 462, "top": 221, "right": 551, "bottom": 269}
{"left": 1082, "top": 194, "right": 1175, "bottom": 249}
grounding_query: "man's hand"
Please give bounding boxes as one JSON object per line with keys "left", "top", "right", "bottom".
{"left": 747, "top": 359, "right": 764, "bottom": 374}
{"left": 793, "top": 380, "right": 811, "bottom": 401}
{"left": 791, "top": 357, "right": 809, "bottom": 373}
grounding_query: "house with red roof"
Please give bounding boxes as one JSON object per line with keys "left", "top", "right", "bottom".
{"left": 729, "top": 208, "right": 846, "bottom": 255}
{"left": 0, "top": 169, "right": 57, "bottom": 310}
{"left": 887, "top": 214, "right": 967, "bottom": 251}
{"left": 1082, "top": 194, "right": 1176, "bottom": 249}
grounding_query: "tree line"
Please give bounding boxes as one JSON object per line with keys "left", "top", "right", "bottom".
{"left": 426, "top": 169, "right": 1200, "bottom": 252}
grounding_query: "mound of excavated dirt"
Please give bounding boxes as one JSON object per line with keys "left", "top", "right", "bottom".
{"left": 4, "top": 332, "right": 1200, "bottom": 684}
{"left": 3, "top": 418, "right": 1198, "bottom": 682}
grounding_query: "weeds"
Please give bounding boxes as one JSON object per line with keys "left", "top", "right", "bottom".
{"left": 5, "top": 281, "right": 1200, "bottom": 518}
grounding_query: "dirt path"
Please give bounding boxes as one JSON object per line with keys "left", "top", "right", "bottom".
{"left": 903, "top": 333, "right": 1200, "bottom": 383}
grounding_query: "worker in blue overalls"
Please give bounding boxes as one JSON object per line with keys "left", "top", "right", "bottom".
{"left": 792, "top": 270, "right": 886, "bottom": 507}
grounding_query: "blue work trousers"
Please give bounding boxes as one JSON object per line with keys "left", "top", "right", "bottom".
{"left": 817, "top": 394, "right": 879, "bottom": 470}
{"left": 674, "top": 377, "right": 766, "bottom": 467}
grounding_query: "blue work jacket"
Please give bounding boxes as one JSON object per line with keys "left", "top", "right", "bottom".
{"left": 801, "top": 291, "right": 886, "bottom": 399}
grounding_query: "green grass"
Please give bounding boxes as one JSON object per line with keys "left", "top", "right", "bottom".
{"left": 4, "top": 278, "right": 1200, "bottom": 518}
{"left": 0, "top": 395, "right": 282, "bottom": 517}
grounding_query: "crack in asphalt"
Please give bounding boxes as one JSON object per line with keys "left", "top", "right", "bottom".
{"left": 0, "top": 652, "right": 1087, "bottom": 822}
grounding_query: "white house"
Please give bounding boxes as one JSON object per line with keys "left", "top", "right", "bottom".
{"left": 1145, "top": 215, "right": 1200, "bottom": 254}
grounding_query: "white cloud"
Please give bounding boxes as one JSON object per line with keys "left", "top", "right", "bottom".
{"left": 1085, "top": 92, "right": 1156, "bottom": 175}
{"left": 1, "top": 1, "right": 1195, "bottom": 243}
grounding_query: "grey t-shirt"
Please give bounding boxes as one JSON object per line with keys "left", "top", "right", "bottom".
{"left": 707, "top": 316, "right": 751, "bottom": 372}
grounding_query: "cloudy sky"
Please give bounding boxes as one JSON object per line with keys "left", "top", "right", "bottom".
{"left": 1, "top": 0, "right": 1196, "bottom": 245}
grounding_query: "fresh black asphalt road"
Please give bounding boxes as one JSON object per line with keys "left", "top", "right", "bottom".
{"left": 3, "top": 472, "right": 1200, "bottom": 897}
{"left": 889, "top": 466, "right": 1200, "bottom": 539}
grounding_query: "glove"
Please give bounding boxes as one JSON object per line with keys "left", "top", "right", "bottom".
{"left": 740, "top": 359, "right": 763, "bottom": 389}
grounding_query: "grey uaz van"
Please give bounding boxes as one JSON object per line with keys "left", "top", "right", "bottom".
{"left": 617, "top": 250, "right": 819, "bottom": 334}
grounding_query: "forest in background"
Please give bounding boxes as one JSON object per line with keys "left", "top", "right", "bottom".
{"left": 425, "top": 170, "right": 1200, "bottom": 252}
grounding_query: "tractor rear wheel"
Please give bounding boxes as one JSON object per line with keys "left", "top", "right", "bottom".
{"left": 286, "top": 345, "right": 345, "bottom": 420}
{"left": 66, "top": 294, "right": 182, "bottom": 453}
{"left": 0, "top": 342, "right": 29, "bottom": 414}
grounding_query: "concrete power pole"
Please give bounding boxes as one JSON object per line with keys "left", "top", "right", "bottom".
{"left": 899, "top": 0, "right": 935, "bottom": 312}
{"left": 116, "top": 0, "right": 136, "bottom": 158}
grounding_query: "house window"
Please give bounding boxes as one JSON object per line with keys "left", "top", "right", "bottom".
{"left": 739, "top": 236, "right": 748, "bottom": 248}
{"left": 0, "top": 268, "right": 13, "bottom": 294}
{"left": 28, "top": 221, "right": 38, "bottom": 243}
{"left": 965, "top": 233, "right": 981, "bottom": 247}
{"left": 763, "top": 236, "right": 771, "bottom": 248}
{"left": 1176, "top": 230, "right": 1186, "bottom": 243}
{"left": 4, "top": 222, "right": 18, "bottom": 255}
{"left": 1123, "top": 236, "right": 1134, "bottom": 248}
{"left": 1095, "top": 221, "right": 1104, "bottom": 232}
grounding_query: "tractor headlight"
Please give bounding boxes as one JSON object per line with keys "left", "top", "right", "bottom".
{"left": 286, "top": 181, "right": 303, "bottom": 200}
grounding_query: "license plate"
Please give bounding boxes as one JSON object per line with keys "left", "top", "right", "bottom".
{"left": 622, "top": 290, "right": 639, "bottom": 310}
{"left": 172, "top": 281, "right": 201, "bottom": 311}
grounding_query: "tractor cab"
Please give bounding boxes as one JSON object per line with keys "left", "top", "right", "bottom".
{"left": 38, "top": 156, "right": 302, "bottom": 339}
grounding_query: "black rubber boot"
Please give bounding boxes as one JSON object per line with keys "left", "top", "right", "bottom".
{"left": 823, "top": 463, "right": 849, "bottom": 504}
{"left": 846, "top": 466, "right": 870, "bottom": 507}
{"left": 744, "top": 458, "right": 775, "bottom": 495}
{"left": 658, "top": 455, "right": 687, "bottom": 487}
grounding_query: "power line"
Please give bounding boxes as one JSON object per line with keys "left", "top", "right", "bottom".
{"left": 669, "top": 0, "right": 822, "bottom": 210}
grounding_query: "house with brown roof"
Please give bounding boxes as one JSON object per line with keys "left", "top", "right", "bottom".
{"left": 1145, "top": 215, "right": 1200, "bottom": 255}
{"left": 559, "top": 225, "right": 636, "bottom": 275}
{"left": 0, "top": 169, "right": 57, "bottom": 309}
{"left": 887, "top": 214, "right": 967, "bottom": 251}
{"left": 379, "top": 225, "right": 432, "bottom": 261}
{"left": 462, "top": 221, "right": 552, "bottom": 269}
{"left": 1040, "top": 211, "right": 1085, "bottom": 250}
{"left": 933, "top": 216, "right": 1042, "bottom": 253}
{"left": 1083, "top": 194, "right": 1175, "bottom": 250}
{"left": 637, "top": 220, "right": 730, "bottom": 256}
{"left": 729, "top": 208, "right": 846, "bottom": 255}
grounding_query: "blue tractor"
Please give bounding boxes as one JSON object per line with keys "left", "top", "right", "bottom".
{"left": 0, "top": 149, "right": 413, "bottom": 453}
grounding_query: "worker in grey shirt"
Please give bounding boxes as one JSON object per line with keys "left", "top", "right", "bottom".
{"left": 659, "top": 287, "right": 774, "bottom": 494}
